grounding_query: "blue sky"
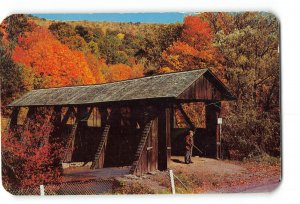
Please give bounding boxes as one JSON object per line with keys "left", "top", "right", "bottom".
{"left": 33, "top": 13, "right": 190, "bottom": 24}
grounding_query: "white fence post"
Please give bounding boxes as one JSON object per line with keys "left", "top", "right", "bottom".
{"left": 169, "top": 170, "right": 176, "bottom": 194}
{"left": 40, "top": 185, "right": 45, "bottom": 196}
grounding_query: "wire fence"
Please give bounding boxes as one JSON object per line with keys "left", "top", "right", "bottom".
{"left": 6, "top": 179, "right": 115, "bottom": 195}
{"left": 168, "top": 169, "right": 189, "bottom": 194}
{"left": 6, "top": 169, "right": 188, "bottom": 195}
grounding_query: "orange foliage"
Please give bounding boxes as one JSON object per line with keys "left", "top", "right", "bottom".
{"left": 106, "top": 64, "right": 132, "bottom": 82}
{"left": 106, "top": 63, "right": 144, "bottom": 82}
{"left": 162, "top": 16, "right": 221, "bottom": 72}
{"left": 131, "top": 63, "right": 144, "bottom": 79}
{"left": 158, "top": 67, "right": 174, "bottom": 74}
{"left": 162, "top": 41, "right": 214, "bottom": 71}
{"left": 84, "top": 53, "right": 106, "bottom": 83}
{"left": 12, "top": 28, "right": 96, "bottom": 88}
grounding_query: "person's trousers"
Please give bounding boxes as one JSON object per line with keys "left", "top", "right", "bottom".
{"left": 185, "top": 150, "right": 192, "bottom": 164}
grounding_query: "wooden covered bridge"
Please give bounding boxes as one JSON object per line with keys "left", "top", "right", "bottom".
{"left": 8, "top": 69, "right": 234, "bottom": 176}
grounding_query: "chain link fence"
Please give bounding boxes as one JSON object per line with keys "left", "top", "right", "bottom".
{"left": 6, "top": 179, "right": 115, "bottom": 195}
{"left": 5, "top": 169, "right": 189, "bottom": 195}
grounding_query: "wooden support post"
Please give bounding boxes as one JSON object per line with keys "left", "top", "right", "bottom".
{"left": 170, "top": 104, "right": 175, "bottom": 130}
{"left": 8, "top": 107, "right": 20, "bottom": 131}
{"left": 170, "top": 105, "right": 175, "bottom": 159}
{"left": 100, "top": 107, "right": 109, "bottom": 127}
{"left": 158, "top": 105, "right": 171, "bottom": 171}
{"left": 205, "top": 102, "right": 221, "bottom": 159}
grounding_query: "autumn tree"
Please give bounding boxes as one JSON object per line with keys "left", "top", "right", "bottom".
{"left": 104, "top": 63, "right": 144, "bottom": 82}
{"left": 198, "top": 12, "right": 234, "bottom": 35}
{"left": 135, "top": 24, "right": 182, "bottom": 73}
{"left": 131, "top": 63, "right": 144, "bottom": 79}
{"left": 215, "top": 13, "right": 280, "bottom": 158}
{"left": 162, "top": 16, "right": 220, "bottom": 72}
{"left": 0, "top": 44, "right": 25, "bottom": 114}
{"left": 98, "top": 31, "right": 129, "bottom": 65}
{"left": 2, "top": 111, "right": 63, "bottom": 192}
{"left": 12, "top": 27, "right": 96, "bottom": 88}
{"left": 49, "top": 22, "right": 76, "bottom": 41}
{"left": 75, "top": 25, "right": 93, "bottom": 43}
{"left": 49, "top": 22, "right": 89, "bottom": 52}
{"left": 4, "top": 14, "right": 33, "bottom": 46}
{"left": 84, "top": 53, "right": 106, "bottom": 83}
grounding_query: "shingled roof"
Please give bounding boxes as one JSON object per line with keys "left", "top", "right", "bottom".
{"left": 9, "top": 69, "right": 234, "bottom": 107}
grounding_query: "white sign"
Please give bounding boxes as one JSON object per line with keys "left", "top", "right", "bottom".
{"left": 217, "top": 118, "right": 223, "bottom": 125}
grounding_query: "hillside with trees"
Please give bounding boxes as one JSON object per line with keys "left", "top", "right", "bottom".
{"left": 1, "top": 12, "right": 280, "bottom": 163}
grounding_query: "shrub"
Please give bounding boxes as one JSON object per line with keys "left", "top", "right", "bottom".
{"left": 222, "top": 107, "right": 280, "bottom": 160}
{"left": 1, "top": 112, "right": 64, "bottom": 193}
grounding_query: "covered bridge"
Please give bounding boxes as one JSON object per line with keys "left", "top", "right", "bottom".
{"left": 8, "top": 69, "right": 234, "bottom": 175}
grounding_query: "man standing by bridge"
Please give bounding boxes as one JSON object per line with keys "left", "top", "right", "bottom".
{"left": 184, "top": 130, "right": 194, "bottom": 164}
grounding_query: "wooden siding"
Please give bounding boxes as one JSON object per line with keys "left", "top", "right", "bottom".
{"left": 158, "top": 107, "right": 171, "bottom": 170}
{"left": 178, "top": 75, "right": 222, "bottom": 101}
{"left": 166, "top": 108, "right": 171, "bottom": 167}
{"left": 151, "top": 117, "right": 158, "bottom": 171}
{"left": 91, "top": 124, "right": 110, "bottom": 169}
{"left": 205, "top": 102, "right": 221, "bottom": 159}
{"left": 133, "top": 117, "right": 158, "bottom": 176}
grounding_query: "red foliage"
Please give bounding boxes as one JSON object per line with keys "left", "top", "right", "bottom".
{"left": 2, "top": 112, "right": 64, "bottom": 190}
{"left": 182, "top": 16, "right": 213, "bottom": 50}
{"left": 162, "top": 16, "right": 223, "bottom": 73}
{"left": 12, "top": 27, "right": 96, "bottom": 88}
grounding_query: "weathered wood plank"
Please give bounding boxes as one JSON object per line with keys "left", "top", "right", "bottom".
{"left": 205, "top": 102, "right": 221, "bottom": 159}
{"left": 158, "top": 106, "right": 171, "bottom": 171}
{"left": 130, "top": 118, "right": 153, "bottom": 174}
{"left": 91, "top": 123, "right": 110, "bottom": 169}
{"left": 178, "top": 75, "right": 223, "bottom": 101}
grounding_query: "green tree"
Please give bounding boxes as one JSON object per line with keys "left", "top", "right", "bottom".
{"left": 49, "top": 22, "right": 76, "bottom": 41}
{"left": 4, "top": 14, "right": 33, "bottom": 46}
{"left": 0, "top": 45, "right": 25, "bottom": 114}
{"left": 75, "top": 25, "right": 93, "bottom": 43}
{"left": 215, "top": 12, "right": 280, "bottom": 158}
{"left": 98, "top": 32, "right": 129, "bottom": 65}
{"left": 135, "top": 24, "right": 182, "bottom": 73}
{"left": 49, "top": 22, "right": 89, "bottom": 52}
